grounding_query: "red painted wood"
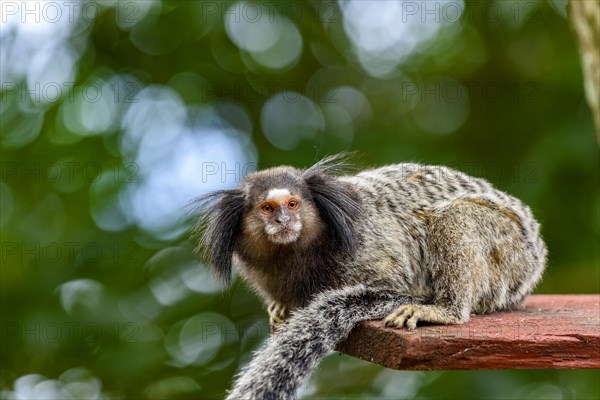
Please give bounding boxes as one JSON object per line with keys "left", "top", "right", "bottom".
{"left": 336, "top": 295, "right": 600, "bottom": 370}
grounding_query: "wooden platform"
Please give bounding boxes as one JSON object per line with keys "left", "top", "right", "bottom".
{"left": 337, "top": 295, "right": 600, "bottom": 370}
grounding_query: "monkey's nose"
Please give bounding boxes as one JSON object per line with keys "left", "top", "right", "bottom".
{"left": 275, "top": 214, "right": 291, "bottom": 224}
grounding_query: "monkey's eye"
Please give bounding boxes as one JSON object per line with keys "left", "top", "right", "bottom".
{"left": 261, "top": 204, "right": 274, "bottom": 214}
{"left": 287, "top": 199, "right": 299, "bottom": 210}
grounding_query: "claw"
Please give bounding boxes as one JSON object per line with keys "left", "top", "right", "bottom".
{"left": 384, "top": 304, "right": 460, "bottom": 330}
{"left": 268, "top": 302, "right": 288, "bottom": 325}
{"left": 383, "top": 305, "right": 422, "bottom": 330}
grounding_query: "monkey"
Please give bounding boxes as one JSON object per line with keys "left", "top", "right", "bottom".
{"left": 193, "top": 154, "right": 547, "bottom": 399}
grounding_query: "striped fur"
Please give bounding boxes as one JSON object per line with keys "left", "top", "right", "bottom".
{"left": 194, "top": 155, "right": 547, "bottom": 399}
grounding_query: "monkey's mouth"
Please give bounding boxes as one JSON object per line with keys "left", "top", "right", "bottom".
{"left": 265, "top": 224, "right": 301, "bottom": 245}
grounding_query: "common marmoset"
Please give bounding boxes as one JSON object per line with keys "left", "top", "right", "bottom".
{"left": 194, "top": 154, "right": 547, "bottom": 399}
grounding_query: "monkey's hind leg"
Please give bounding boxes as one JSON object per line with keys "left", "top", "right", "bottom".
{"left": 386, "top": 198, "right": 518, "bottom": 330}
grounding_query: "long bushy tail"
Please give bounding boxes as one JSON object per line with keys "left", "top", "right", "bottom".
{"left": 225, "top": 285, "right": 424, "bottom": 400}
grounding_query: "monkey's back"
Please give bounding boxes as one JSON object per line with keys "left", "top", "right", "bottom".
{"left": 338, "top": 163, "right": 547, "bottom": 310}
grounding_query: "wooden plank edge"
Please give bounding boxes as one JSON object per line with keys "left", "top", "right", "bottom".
{"left": 337, "top": 295, "right": 600, "bottom": 370}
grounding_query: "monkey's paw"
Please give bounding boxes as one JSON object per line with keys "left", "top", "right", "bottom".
{"left": 267, "top": 302, "right": 288, "bottom": 325}
{"left": 384, "top": 305, "right": 457, "bottom": 330}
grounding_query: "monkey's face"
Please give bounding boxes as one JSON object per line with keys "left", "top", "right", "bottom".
{"left": 239, "top": 167, "right": 324, "bottom": 249}
{"left": 256, "top": 188, "right": 304, "bottom": 245}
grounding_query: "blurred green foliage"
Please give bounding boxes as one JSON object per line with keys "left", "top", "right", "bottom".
{"left": 1, "top": 0, "right": 598, "bottom": 399}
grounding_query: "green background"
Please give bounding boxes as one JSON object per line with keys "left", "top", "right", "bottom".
{"left": 1, "top": 0, "right": 598, "bottom": 399}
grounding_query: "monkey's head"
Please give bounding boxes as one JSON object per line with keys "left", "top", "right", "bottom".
{"left": 193, "top": 155, "right": 361, "bottom": 285}
{"left": 240, "top": 167, "right": 323, "bottom": 246}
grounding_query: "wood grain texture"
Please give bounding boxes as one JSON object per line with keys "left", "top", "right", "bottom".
{"left": 337, "top": 295, "right": 600, "bottom": 370}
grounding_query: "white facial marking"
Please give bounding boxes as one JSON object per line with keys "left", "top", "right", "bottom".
{"left": 263, "top": 188, "right": 301, "bottom": 245}
{"left": 266, "top": 188, "right": 291, "bottom": 200}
